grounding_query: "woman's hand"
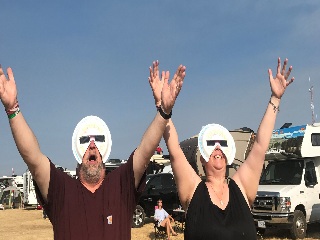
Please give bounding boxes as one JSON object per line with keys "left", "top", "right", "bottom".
{"left": 268, "top": 58, "right": 294, "bottom": 99}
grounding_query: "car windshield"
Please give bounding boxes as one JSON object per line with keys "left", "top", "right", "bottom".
{"left": 146, "top": 175, "right": 152, "bottom": 184}
{"left": 260, "top": 160, "right": 304, "bottom": 185}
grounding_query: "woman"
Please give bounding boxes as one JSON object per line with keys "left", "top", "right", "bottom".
{"left": 154, "top": 199, "right": 178, "bottom": 239}
{"left": 149, "top": 58, "right": 294, "bottom": 239}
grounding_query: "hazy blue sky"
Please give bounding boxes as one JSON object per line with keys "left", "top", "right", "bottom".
{"left": 1, "top": 1, "right": 319, "bottom": 176}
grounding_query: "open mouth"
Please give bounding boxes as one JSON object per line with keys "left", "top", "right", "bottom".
{"left": 89, "top": 154, "right": 97, "bottom": 162}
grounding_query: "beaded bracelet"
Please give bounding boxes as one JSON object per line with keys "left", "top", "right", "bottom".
{"left": 269, "top": 100, "right": 280, "bottom": 113}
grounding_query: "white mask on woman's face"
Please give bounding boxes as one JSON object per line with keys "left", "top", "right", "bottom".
{"left": 198, "top": 123, "right": 236, "bottom": 165}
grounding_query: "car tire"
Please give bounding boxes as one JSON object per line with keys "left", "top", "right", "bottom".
{"left": 290, "top": 210, "right": 307, "bottom": 239}
{"left": 132, "top": 205, "right": 145, "bottom": 228}
{"left": 256, "top": 228, "right": 266, "bottom": 238}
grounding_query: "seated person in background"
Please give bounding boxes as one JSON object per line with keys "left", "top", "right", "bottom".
{"left": 154, "top": 199, "right": 178, "bottom": 239}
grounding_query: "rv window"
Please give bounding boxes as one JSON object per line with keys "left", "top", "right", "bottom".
{"left": 305, "top": 161, "right": 318, "bottom": 185}
{"left": 311, "top": 133, "right": 320, "bottom": 146}
{"left": 260, "top": 160, "right": 303, "bottom": 185}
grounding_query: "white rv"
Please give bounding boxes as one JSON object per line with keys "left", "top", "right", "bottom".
{"left": 23, "top": 165, "right": 77, "bottom": 207}
{"left": 23, "top": 170, "right": 39, "bottom": 207}
{"left": 12, "top": 175, "right": 24, "bottom": 193}
{"left": 252, "top": 123, "right": 320, "bottom": 239}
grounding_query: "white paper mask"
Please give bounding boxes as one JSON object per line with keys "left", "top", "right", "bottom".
{"left": 198, "top": 123, "right": 236, "bottom": 165}
{"left": 72, "top": 116, "right": 112, "bottom": 164}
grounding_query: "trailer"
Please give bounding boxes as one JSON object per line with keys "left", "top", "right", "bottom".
{"left": 180, "top": 127, "right": 255, "bottom": 178}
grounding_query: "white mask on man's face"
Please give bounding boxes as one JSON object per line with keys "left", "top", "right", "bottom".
{"left": 72, "top": 116, "right": 112, "bottom": 164}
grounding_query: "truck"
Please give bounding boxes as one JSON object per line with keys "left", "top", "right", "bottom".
{"left": 132, "top": 172, "right": 180, "bottom": 228}
{"left": 179, "top": 127, "right": 255, "bottom": 178}
{"left": 252, "top": 123, "right": 320, "bottom": 239}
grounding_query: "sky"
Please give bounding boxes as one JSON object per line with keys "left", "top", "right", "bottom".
{"left": 0, "top": 1, "right": 320, "bottom": 176}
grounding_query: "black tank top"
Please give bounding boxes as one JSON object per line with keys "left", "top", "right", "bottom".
{"left": 184, "top": 179, "right": 256, "bottom": 240}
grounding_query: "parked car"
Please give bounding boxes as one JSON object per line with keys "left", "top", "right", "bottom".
{"left": 132, "top": 173, "right": 180, "bottom": 228}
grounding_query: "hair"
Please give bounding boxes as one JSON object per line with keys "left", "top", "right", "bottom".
{"left": 77, "top": 161, "right": 105, "bottom": 184}
{"left": 76, "top": 153, "right": 104, "bottom": 176}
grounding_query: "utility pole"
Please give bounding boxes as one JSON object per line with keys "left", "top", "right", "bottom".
{"left": 309, "top": 77, "right": 315, "bottom": 125}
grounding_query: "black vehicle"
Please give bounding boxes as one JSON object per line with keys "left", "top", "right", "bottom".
{"left": 132, "top": 173, "right": 180, "bottom": 228}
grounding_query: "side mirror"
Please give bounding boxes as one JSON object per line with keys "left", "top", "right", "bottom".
{"left": 306, "top": 182, "right": 315, "bottom": 188}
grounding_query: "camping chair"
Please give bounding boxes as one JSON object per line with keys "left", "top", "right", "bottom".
{"left": 154, "top": 220, "right": 167, "bottom": 240}
{"left": 173, "top": 213, "right": 185, "bottom": 233}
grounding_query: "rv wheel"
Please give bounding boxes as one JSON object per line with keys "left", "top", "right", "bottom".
{"left": 132, "top": 205, "right": 145, "bottom": 228}
{"left": 290, "top": 210, "right": 306, "bottom": 239}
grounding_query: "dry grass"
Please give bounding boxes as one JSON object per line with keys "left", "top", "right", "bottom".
{"left": 0, "top": 209, "right": 319, "bottom": 239}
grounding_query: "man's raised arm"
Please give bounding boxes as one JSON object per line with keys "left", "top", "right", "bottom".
{"left": 0, "top": 65, "right": 50, "bottom": 201}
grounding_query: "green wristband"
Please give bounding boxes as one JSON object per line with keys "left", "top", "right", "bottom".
{"left": 8, "top": 109, "right": 20, "bottom": 119}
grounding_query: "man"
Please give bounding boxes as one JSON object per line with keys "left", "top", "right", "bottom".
{"left": 0, "top": 61, "right": 186, "bottom": 239}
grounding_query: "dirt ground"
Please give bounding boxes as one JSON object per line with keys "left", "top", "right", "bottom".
{"left": 0, "top": 209, "right": 319, "bottom": 239}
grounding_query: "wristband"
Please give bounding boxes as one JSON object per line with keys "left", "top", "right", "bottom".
{"left": 157, "top": 106, "right": 172, "bottom": 119}
{"left": 8, "top": 108, "right": 20, "bottom": 119}
{"left": 5, "top": 102, "right": 19, "bottom": 114}
{"left": 6, "top": 101, "right": 20, "bottom": 119}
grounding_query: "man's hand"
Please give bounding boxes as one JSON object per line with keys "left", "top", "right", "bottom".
{"left": 0, "top": 65, "right": 18, "bottom": 110}
{"left": 148, "top": 60, "right": 164, "bottom": 107}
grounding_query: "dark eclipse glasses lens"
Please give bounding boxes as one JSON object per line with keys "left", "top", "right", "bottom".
{"left": 79, "top": 135, "right": 105, "bottom": 144}
{"left": 206, "top": 140, "right": 228, "bottom": 147}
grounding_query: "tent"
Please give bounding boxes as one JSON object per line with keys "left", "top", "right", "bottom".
{"left": 0, "top": 186, "right": 23, "bottom": 209}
